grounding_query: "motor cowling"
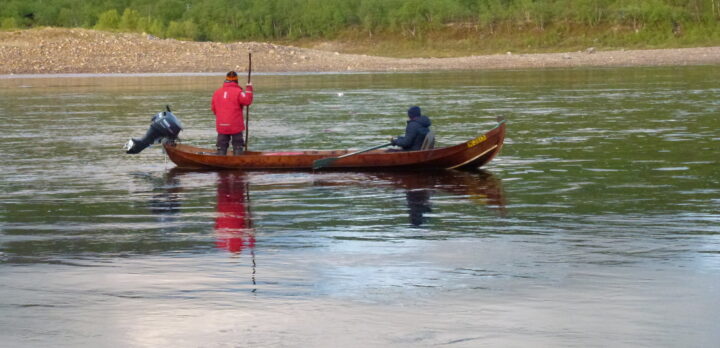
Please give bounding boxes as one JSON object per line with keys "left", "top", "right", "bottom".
{"left": 125, "top": 106, "right": 183, "bottom": 154}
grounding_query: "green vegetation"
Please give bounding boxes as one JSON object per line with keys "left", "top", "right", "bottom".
{"left": 1, "top": 0, "right": 720, "bottom": 56}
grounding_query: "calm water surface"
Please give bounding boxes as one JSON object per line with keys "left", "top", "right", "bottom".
{"left": 1, "top": 67, "right": 719, "bottom": 347}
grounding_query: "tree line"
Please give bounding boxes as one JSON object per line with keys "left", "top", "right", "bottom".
{"left": 1, "top": 0, "right": 719, "bottom": 42}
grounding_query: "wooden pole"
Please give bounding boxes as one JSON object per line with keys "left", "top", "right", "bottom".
{"left": 244, "top": 52, "right": 252, "bottom": 152}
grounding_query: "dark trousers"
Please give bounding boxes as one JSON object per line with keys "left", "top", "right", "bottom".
{"left": 216, "top": 132, "right": 244, "bottom": 155}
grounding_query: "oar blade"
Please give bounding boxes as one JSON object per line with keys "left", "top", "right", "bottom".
{"left": 312, "top": 157, "right": 337, "bottom": 170}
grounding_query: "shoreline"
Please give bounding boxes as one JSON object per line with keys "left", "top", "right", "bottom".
{"left": 2, "top": 28, "right": 720, "bottom": 75}
{"left": 1, "top": 63, "right": 715, "bottom": 80}
{"left": 0, "top": 71, "right": 389, "bottom": 79}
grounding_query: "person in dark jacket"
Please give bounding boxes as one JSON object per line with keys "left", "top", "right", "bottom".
{"left": 391, "top": 106, "right": 432, "bottom": 151}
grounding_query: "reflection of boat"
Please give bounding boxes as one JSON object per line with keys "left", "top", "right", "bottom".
{"left": 162, "top": 168, "right": 505, "bottom": 231}
{"left": 392, "top": 170, "right": 507, "bottom": 222}
{"left": 162, "top": 121, "right": 505, "bottom": 170}
{"left": 314, "top": 170, "right": 507, "bottom": 225}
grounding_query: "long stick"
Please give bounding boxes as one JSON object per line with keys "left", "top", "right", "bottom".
{"left": 312, "top": 142, "right": 392, "bottom": 170}
{"left": 244, "top": 52, "right": 252, "bottom": 152}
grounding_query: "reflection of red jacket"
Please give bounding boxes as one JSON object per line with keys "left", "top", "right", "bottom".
{"left": 211, "top": 82, "right": 253, "bottom": 134}
{"left": 215, "top": 173, "right": 254, "bottom": 253}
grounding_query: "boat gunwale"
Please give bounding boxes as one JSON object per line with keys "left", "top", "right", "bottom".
{"left": 163, "top": 121, "right": 506, "bottom": 170}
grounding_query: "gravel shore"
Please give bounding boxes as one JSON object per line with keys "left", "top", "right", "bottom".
{"left": 2, "top": 27, "right": 719, "bottom": 75}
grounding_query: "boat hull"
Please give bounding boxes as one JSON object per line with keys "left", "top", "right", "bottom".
{"left": 163, "top": 122, "right": 505, "bottom": 171}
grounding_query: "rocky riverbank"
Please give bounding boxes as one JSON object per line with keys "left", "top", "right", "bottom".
{"left": 2, "top": 27, "right": 720, "bottom": 75}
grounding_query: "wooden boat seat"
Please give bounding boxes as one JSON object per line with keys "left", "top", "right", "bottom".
{"left": 420, "top": 130, "right": 435, "bottom": 150}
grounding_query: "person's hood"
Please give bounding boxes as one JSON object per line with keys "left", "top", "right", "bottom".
{"left": 410, "top": 115, "right": 431, "bottom": 127}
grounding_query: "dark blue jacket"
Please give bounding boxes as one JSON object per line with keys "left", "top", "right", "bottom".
{"left": 393, "top": 116, "right": 431, "bottom": 151}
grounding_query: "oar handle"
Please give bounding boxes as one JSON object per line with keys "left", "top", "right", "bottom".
{"left": 337, "top": 143, "right": 392, "bottom": 159}
{"left": 312, "top": 142, "right": 392, "bottom": 170}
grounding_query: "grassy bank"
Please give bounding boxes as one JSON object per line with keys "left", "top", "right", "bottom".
{"left": 2, "top": 0, "right": 720, "bottom": 57}
{"left": 295, "top": 21, "right": 720, "bottom": 57}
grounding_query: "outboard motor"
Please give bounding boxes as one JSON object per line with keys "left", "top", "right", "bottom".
{"left": 125, "top": 106, "right": 183, "bottom": 154}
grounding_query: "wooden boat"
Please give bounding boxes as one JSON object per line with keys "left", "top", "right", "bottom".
{"left": 162, "top": 120, "right": 506, "bottom": 170}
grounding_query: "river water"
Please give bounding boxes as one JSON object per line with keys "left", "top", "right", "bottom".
{"left": 1, "top": 67, "right": 719, "bottom": 347}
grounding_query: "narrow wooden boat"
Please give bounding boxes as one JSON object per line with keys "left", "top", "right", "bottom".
{"left": 163, "top": 120, "right": 505, "bottom": 170}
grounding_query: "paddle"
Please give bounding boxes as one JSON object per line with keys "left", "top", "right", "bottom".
{"left": 312, "top": 142, "right": 392, "bottom": 170}
{"left": 244, "top": 52, "right": 252, "bottom": 152}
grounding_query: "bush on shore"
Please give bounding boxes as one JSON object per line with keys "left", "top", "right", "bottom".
{"left": 1, "top": 0, "right": 719, "bottom": 54}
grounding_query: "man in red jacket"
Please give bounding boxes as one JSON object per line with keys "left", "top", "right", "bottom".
{"left": 211, "top": 71, "right": 254, "bottom": 155}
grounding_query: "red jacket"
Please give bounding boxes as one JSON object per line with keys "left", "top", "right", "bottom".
{"left": 211, "top": 82, "right": 253, "bottom": 134}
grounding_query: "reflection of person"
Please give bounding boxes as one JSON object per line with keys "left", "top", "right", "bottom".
{"left": 390, "top": 106, "right": 432, "bottom": 151}
{"left": 211, "top": 71, "right": 253, "bottom": 156}
{"left": 406, "top": 189, "right": 432, "bottom": 226}
{"left": 215, "top": 171, "right": 254, "bottom": 253}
